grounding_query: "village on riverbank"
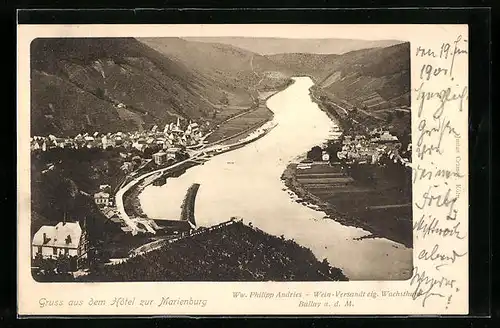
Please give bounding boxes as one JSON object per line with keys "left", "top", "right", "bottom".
{"left": 279, "top": 86, "right": 413, "bottom": 248}
{"left": 27, "top": 33, "right": 417, "bottom": 284}
{"left": 30, "top": 79, "right": 347, "bottom": 282}
{"left": 30, "top": 73, "right": 412, "bottom": 282}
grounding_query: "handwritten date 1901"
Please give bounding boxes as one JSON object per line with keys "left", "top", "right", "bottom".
{"left": 420, "top": 64, "right": 449, "bottom": 81}
{"left": 415, "top": 35, "right": 467, "bottom": 78}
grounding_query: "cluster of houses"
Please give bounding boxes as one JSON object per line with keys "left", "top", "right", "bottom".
{"left": 337, "top": 129, "right": 411, "bottom": 166}
{"left": 30, "top": 120, "right": 211, "bottom": 272}
{"left": 30, "top": 118, "right": 205, "bottom": 153}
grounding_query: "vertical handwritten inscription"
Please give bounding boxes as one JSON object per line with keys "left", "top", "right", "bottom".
{"left": 410, "top": 32, "right": 468, "bottom": 313}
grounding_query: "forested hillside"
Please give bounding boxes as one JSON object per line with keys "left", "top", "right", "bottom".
{"left": 31, "top": 38, "right": 290, "bottom": 137}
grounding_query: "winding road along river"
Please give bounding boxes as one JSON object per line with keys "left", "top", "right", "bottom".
{"left": 139, "top": 77, "right": 413, "bottom": 280}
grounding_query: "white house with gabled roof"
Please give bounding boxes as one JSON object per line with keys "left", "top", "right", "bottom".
{"left": 32, "top": 221, "right": 88, "bottom": 261}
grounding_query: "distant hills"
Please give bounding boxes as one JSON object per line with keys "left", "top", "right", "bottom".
{"left": 267, "top": 42, "right": 411, "bottom": 110}
{"left": 183, "top": 37, "right": 404, "bottom": 55}
{"left": 30, "top": 37, "right": 409, "bottom": 137}
{"left": 138, "top": 37, "right": 291, "bottom": 92}
{"left": 265, "top": 53, "right": 340, "bottom": 82}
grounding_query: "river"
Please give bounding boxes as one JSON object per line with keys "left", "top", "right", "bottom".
{"left": 139, "top": 77, "right": 413, "bottom": 280}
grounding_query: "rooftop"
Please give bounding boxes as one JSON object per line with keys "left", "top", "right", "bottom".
{"left": 94, "top": 191, "right": 110, "bottom": 198}
{"left": 32, "top": 221, "right": 82, "bottom": 249}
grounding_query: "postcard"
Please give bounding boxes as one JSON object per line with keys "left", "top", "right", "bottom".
{"left": 17, "top": 23, "right": 468, "bottom": 316}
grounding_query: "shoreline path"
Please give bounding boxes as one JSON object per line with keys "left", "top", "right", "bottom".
{"left": 114, "top": 122, "right": 277, "bottom": 235}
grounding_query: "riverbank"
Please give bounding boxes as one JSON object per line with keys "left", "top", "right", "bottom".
{"left": 123, "top": 160, "right": 201, "bottom": 220}
{"left": 281, "top": 162, "right": 412, "bottom": 248}
{"left": 309, "top": 86, "right": 411, "bottom": 144}
{"left": 136, "top": 77, "right": 412, "bottom": 280}
{"left": 205, "top": 79, "right": 293, "bottom": 144}
{"left": 120, "top": 81, "right": 292, "bottom": 218}
{"left": 119, "top": 81, "right": 293, "bottom": 222}
{"left": 123, "top": 120, "right": 279, "bottom": 221}
{"left": 309, "top": 90, "right": 340, "bottom": 123}
{"left": 305, "top": 86, "right": 412, "bottom": 248}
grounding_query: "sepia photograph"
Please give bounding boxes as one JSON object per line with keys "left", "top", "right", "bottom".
{"left": 29, "top": 35, "right": 413, "bottom": 283}
{"left": 17, "top": 21, "right": 472, "bottom": 316}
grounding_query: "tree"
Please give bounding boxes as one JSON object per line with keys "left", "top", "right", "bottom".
{"left": 325, "top": 140, "right": 341, "bottom": 162}
{"left": 132, "top": 156, "right": 142, "bottom": 166}
{"left": 39, "top": 257, "right": 57, "bottom": 273}
{"left": 69, "top": 256, "right": 78, "bottom": 272}
{"left": 178, "top": 150, "right": 189, "bottom": 161}
{"left": 56, "top": 254, "right": 71, "bottom": 273}
{"left": 143, "top": 146, "right": 156, "bottom": 159}
{"left": 32, "top": 252, "right": 44, "bottom": 268}
{"left": 306, "top": 146, "right": 323, "bottom": 162}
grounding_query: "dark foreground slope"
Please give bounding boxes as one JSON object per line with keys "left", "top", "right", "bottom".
{"left": 31, "top": 38, "right": 268, "bottom": 136}
{"left": 80, "top": 221, "right": 348, "bottom": 281}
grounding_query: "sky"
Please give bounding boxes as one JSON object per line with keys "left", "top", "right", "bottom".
{"left": 181, "top": 37, "right": 404, "bottom": 55}
{"left": 18, "top": 24, "right": 462, "bottom": 42}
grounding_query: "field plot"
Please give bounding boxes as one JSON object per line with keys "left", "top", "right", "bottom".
{"left": 206, "top": 105, "right": 273, "bottom": 143}
{"left": 212, "top": 107, "right": 248, "bottom": 122}
{"left": 289, "top": 162, "right": 412, "bottom": 247}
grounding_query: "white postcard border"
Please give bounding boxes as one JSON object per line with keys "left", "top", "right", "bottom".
{"left": 17, "top": 24, "right": 469, "bottom": 316}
